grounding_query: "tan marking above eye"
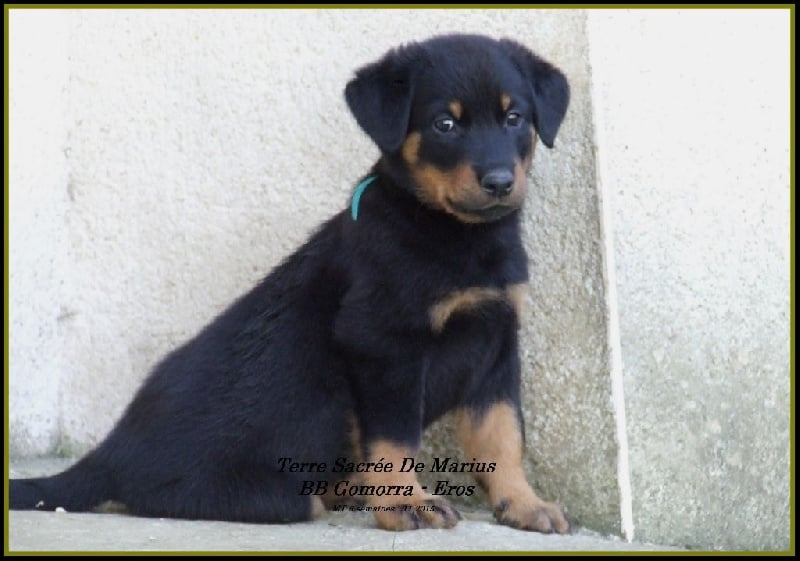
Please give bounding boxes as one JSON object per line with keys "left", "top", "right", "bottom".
{"left": 449, "top": 100, "right": 463, "bottom": 120}
{"left": 501, "top": 93, "right": 511, "bottom": 112}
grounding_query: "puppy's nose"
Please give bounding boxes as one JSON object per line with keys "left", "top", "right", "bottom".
{"left": 480, "top": 169, "right": 514, "bottom": 198}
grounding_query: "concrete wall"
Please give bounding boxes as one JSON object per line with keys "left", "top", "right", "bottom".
{"left": 8, "top": 8, "right": 790, "bottom": 550}
{"left": 587, "top": 10, "right": 790, "bottom": 550}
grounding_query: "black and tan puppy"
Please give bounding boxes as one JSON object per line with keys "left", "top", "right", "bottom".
{"left": 10, "top": 34, "right": 570, "bottom": 533}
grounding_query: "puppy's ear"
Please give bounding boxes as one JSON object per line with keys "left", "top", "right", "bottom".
{"left": 345, "top": 46, "right": 419, "bottom": 153}
{"left": 500, "top": 40, "right": 570, "bottom": 148}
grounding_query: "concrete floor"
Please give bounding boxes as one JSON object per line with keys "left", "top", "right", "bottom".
{"left": 8, "top": 458, "right": 676, "bottom": 553}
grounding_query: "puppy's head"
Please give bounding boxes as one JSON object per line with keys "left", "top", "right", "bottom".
{"left": 345, "top": 35, "right": 569, "bottom": 223}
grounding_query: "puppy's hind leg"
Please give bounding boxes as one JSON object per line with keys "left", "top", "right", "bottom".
{"left": 126, "top": 471, "right": 322, "bottom": 524}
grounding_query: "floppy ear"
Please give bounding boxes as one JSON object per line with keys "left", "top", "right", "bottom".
{"left": 500, "top": 39, "right": 570, "bottom": 148}
{"left": 344, "top": 46, "right": 418, "bottom": 153}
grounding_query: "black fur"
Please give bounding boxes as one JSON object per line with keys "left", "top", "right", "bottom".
{"left": 11, "top": 34, "right": 569, "bottom": 529}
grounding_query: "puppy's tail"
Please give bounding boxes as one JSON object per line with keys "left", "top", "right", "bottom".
{"left": 10, "top": 455, "right": 112, "bottom": 512}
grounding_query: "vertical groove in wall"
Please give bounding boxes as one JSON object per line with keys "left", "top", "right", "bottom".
{"left": 56, "top": 9, "right": 74, "bottom": 456}
{"left": 586, "top": 12, "right": 634, "bottom": 542}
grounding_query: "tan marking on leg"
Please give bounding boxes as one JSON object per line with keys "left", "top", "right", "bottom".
{"left": 501, "top": 93, "right": 511, "bottom": 112}
{"left": 364, "top": 440, "right": 460, "bottom": 531}
{"left": 363, "top": 441, "right": 426, "bottom": 499}
{"left": 505, "top": 283, "right": 528, "bottom": 319}
{"left": 310, "top": 496, "right": 326, "bottom": 518}
{"left": 429, "top": 287, "right": 504, "bottom": 333}
{"left": 449, "top": 99, "right": 463, "bottom": 120}
{"left": 456, "top": 403, "right": 570, "bottom": 534}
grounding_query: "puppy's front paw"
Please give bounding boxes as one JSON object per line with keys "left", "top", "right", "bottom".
{"left": 374, "top": 497, "right": 461, "bottom": 531}
{"left": 493, "top": 497, "right": 570, "bottom": 534}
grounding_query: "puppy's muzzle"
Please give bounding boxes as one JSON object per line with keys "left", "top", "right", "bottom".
{"left": 480, "top": 168, "right": 514, "bottom": 198}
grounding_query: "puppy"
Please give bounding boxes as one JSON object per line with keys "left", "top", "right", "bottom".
{"left": 11, "top": 34, "right": 570, "bottom": 533}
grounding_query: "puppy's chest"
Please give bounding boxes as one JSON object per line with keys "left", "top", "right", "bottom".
{"left": 427, "top": 283, "right": 526, "bottom": 334}
{"left": 410, "top": 243, "right": 527, "bottom": 336}
{"left": 421, "top": 243, "right": 528, "bottom": 335}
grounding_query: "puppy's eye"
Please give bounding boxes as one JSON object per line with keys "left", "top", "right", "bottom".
{"left": 433, "top": 117, "right": 456, "bottom": 133}
{"left": 505, "top": 112, "right": 522, "bottom": 127}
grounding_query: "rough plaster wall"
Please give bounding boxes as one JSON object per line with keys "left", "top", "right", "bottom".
{"left": 8, "top": 12, "right": 70, "bottom": 457}
{"left": 9, "top": 9, "right": 617, "bottom": 534}
{"left": 588, "top": 10, "right": 790, "bottom": 550}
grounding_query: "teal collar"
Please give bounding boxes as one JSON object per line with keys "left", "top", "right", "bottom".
{"left": 351, "top": 176, "right": 377, "bottom": 221}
